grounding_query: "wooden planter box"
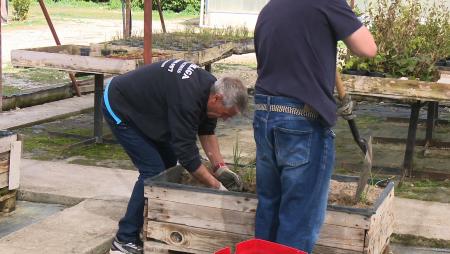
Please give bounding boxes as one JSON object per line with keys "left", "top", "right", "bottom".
{"left": 0, "top": 131, "right": 22, "bottom": 213}
{"left": 143, "top": 166, "right": 394, "bottom": 254}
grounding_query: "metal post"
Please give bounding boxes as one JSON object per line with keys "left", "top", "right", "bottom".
{"left": 400, "top": 101, "right": 422, "bottom": 183}
{"left": 144, "top": 0, "right": 153, "bottom": 64}
{"left": 94, "top": 74, "right": 104, "bottom": 143}
{"left": 38, "top": 0, "right": 81, "bottom": 97}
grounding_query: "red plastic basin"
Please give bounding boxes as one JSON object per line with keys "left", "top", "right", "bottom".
{"left": 214, "top": 239, "right": 308, "bottom": 254}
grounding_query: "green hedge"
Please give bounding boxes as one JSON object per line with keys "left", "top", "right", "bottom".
{"left": 130, "top": 0, "right": 200, "bottom": 12}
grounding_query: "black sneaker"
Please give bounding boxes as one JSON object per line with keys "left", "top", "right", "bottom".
{"left": 110, "top": 237, "right": 143, "bottom": 254}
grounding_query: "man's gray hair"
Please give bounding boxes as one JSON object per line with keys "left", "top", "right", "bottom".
{"left": 211, "top": 77, "right": 248, "bottom": 113}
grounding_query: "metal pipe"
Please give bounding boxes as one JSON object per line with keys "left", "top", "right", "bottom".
{"left": 94, "top": 74, "right": 104, "bottom": 143}
{"left": 144, "top": 0, "right": 153, "bottom": 64}
{"left": 38, "top": 0, "right": 81, "bottom": 97}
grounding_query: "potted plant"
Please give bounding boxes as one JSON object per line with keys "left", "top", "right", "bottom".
{"left": 340, "top": 0, "right": 450, "bottom": 81}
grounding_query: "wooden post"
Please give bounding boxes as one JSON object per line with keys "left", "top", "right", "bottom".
{"left": 125, "top": 0, "right": 132, "bottom": 38}
{"left": 425, "top": 101, "right": 438, "bottom": 146}
{"left": 144, "top": 0, "right": 153, "bottom": 65}
{"left": 38, "top": 0, "right": 81, "bottom": 97}
{"left": 400, "top": 101, "right": 422, "bottom": 184}
{"left": 156, "top": 0, "right": 166, "bottom": 33}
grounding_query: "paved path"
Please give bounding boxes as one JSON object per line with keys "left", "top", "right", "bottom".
{"left": 0, "top": 158, "right": 448, "bottom": 253}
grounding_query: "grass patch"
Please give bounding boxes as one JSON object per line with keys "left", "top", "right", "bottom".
{"left": 395, "top": 179, "right": 450, "bottom": 203}
{"left": 3, "top": 1, "right": 197, "bottom": 30}
{"left": 391, "top": 234, "right": 450, "bottom": 249}
{"left": 2, "top": 86, "right": 23, "bottom": 96}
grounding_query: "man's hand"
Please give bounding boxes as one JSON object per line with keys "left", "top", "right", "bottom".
{"left": 191, "top": 164, "right": 228, "bottom": 191}
{"left": 214, "top": 165, "right": 243, "bottom": 191}
{"left": 337, "top": 94, "right": 355, "bottom": 120}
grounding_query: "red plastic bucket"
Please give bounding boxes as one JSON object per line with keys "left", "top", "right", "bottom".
{"left": 214, "top": 239, "right": 308, "bottom": 254}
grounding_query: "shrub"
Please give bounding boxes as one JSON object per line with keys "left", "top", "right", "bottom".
{"left": 153, "top": 0, "right": 200, "bottom": 12}
{"left": 12, "top": 0, "right": 32, "bottom": 21}
{"left": 341, "top": 0, "right": 450, "bottom": 81}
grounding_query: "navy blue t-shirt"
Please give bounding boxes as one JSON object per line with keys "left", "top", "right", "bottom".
{"left": 254, "top": 0, "right": 362, "bottom": 126}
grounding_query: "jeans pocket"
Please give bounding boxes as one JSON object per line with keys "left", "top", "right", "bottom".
{"left": 274, "top": 127, "right": 312, "bottom": 168}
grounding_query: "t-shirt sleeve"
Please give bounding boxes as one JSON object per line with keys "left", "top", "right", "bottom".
{"left": 323, "top": 0, "right": 363, "bottom": 41}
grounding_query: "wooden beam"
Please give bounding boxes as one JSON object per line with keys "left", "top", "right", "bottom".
{"left": 147, "top": 221, "right": 252, "bottom": 252}
{"left": 8, "top": 141, "right": 21, "bottom": 190}
{"left": 342, "top": 74, "right": 450, "bottom": 103}
{"left": 0, "top": 172, "right": 7, "bottom": 188}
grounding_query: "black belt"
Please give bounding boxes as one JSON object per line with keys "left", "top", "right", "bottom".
{"left": 255, "top": 104, "right": 319, "bottom": 119}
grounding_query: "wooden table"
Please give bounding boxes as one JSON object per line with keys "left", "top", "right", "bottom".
{"left": 10, "top": 42, "right": 240, "bottom": 144}
{"left": 342, "top": 74, "right": 450, "bottom": 178}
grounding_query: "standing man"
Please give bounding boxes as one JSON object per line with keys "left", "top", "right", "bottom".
{"left": 253, "top": 0, "right": 377, "bottom": 252}
{"left": 103, "top": 59, "right": 247, "bottom": 254}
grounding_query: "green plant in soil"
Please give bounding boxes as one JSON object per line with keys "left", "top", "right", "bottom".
{"left": 340, "top": 0, "right": 450, "bottom": 81}
{"left": 110, "top": 26, "right": 253, "bottom": 52}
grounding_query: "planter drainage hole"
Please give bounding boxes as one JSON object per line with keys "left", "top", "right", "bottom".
{"left": 170, "top": 231, "right": 183, "bottom": 243}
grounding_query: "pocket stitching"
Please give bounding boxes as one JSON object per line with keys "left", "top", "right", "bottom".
{"left": 274, "top": 127, "right": 312, "bottom": 167}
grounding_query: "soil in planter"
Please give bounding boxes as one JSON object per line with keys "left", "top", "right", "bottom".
{"left": 178, "top": 169, "right": 384, "bottom": 208}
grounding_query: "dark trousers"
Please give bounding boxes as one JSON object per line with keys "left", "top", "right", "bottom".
{"left": 102, "top": 103, "right": 177, "bottom": 244}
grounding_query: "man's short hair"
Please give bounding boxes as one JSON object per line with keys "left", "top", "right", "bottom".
{"left": 211, "top": 77, "right": 248, "bottom": 114}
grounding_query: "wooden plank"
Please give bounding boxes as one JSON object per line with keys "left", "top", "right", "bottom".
{"left": 325, "top": 210, "right": 370, "bottom": 229}
{"left": 145, "top": 185, "right": 258, "bottom": 213}
{"left": 342, "top": 74, "right": 450, "bottom": 102}
{"left": 0, "top": 156, "right": 8, "bottom": 174}
{"left": 8, "top": 141, "right": 21, "bottom": 190}
{"left": 146, "top": 186, "right": 369, "bottom": 229}
{"left": 144, "top": 240, "right": 210, "bottom": 254}
{"left": 364, "top": 188, "right": 394, "bottom": 254}
{"left": 314, "top": 244, "right": 362, "bottom": 254}
{"left": 147, "top": 199, "right": 255, "bottom": 235}
{"left": 146, "top": 221, "right": 252, "bottom": 253}
{"left": 0, "top": 134, "right": 16, "bottom": 153}
{"left": 316, "top": 224, "right": 365, "bottom": 251}
{"left": 11, "top": 48, "right": 137, "bottom": 75}
{"left": 147, "top": 200, "right": 365, "bottom": 251}
{"left": 0, "top": 172, "right": 8, "bottom": 189}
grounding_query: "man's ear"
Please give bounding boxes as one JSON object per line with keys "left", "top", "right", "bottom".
{"left": 215, "top": 93, "right": 224, "bottom": 102}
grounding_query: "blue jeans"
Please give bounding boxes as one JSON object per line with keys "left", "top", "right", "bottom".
{"left": 253, "top": 94, "right": 335, "bottom": 253}
{"left": 102, "top": 102, "right": 177, "bottom": 244}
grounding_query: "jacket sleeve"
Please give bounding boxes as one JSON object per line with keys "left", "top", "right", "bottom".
{"left": 167, "top": 79, "right": 205, "bottom": 172}
{"left": 198, "top": 117, "right": 217, "bottom": 136}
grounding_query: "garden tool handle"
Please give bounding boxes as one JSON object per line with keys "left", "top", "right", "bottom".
{"left": 335, "top": 71, "right": 368, "bottom": 154}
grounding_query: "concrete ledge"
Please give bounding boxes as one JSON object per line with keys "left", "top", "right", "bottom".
{"left": 0, "top": 199, "right": 126, "bottom": 254}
